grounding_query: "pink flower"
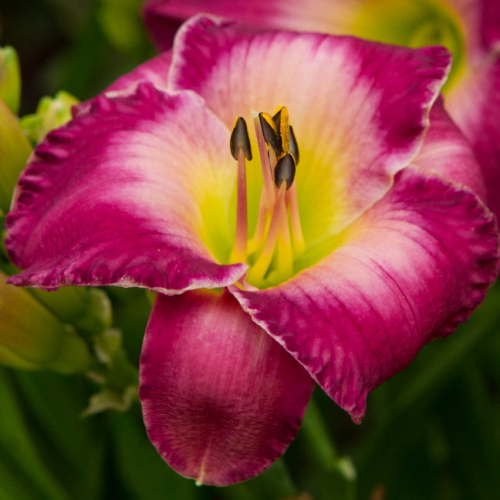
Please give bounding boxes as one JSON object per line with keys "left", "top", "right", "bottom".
{"left": 5, "top": 16, "right": 498, "bottom": 486}
{"left": 144, "top": 0, "right": 500, "bottom": 219}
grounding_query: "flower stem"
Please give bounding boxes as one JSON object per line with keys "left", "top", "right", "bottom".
{"left": 301, "top": 396, "right": 339, "bottom": 467}
{"left": 299, "top": 395, "right": 357, "bottom": 500}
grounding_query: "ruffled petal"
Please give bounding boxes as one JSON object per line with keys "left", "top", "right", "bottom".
{"left": 414, "top": 97, "right": 486, "bottom": 199}
{"left": 6, "top": 83, "right": 246, "bottom": 292}
{"left": 232, "top": 166, "right": 498, "bottom": 423}
{"left": 169, "top": 15, "right": 451, "bottom": 245}
{"left": 104, "top": 51, "right": 172, "bottom": 95}
{"left": 140, "top": 290, "right": 314, "bottom": 486}
{"left": 446, "top": 56, "right": 500, "bottom": 218}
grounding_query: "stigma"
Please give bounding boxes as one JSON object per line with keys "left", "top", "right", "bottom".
{"left": 229, "top": 106, "right": 305, "bottom": 286}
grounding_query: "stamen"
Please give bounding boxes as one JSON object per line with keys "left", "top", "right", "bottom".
{"left": 274, "top": 153, "right": 296, "bottom": 190}
{"left": 229, "top": 117, "right": 251, "bottom": 263}
{"left": 248, "top": 112, "right": 277, "bottom": 255}
{"left": 285, "top": 125, "right": 305, "bottom": 255}
{"left": 272, "top": 106, "right": 283, "bottom": 134}
{"left": 252, "top": 111, "right": 275, "bottom": 209}
{"left": 230, "top": 116, "right": 252, "bottom": 161}
{"left": 259, "top": 112, "right": 282, "bottom": 156}
{"left": 275, "top": 194, "right": 294, "bottom": 282}
{"left": 229, "top": 107, "right": 304, "bottom": 284}
{"left": 287, "top": 182, "right": 305, "bottom": 256}
{"left": 289, "top": 126, "right": 299, "bottom": 164}
{"left": 247, "top": 184, "right": 287, "bottom": 283}
{"left": 273, "top": 106, "right": 290, "bottom": 154}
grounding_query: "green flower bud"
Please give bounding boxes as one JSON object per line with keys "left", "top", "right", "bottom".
{"left": 0, "top": 46, "right": 21, "bottom": 115}
{"left": 0, "top": 272, "right": 91, "bottom": 373}
{"left": 0, "top": 100, "right": 32, "bottom": 216}
{"left": 21, "top": 91, "right": 78, "bottom": 145}
{"left": 30, "top": 287, "right": 112, "bottom": 336}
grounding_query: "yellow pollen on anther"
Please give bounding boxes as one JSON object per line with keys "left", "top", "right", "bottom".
{"left": 229, "top": 107, "right": 305, "bottom": 287}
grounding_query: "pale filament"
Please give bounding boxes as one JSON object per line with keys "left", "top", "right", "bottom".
{"left": 248, "top": 112, "right": 276, "bottom": 255}
{"left": 246, "top": 184, "right": 287, "bottom": 284}
{"left": 286, "top": 183, "right": 305, "bottom": 257}
{"left": 229, "top": 150, "right": 248, "bottom": 264}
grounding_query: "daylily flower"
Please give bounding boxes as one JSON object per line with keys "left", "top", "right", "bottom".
{"left": 5, "top": 16, "right": 499, "bottom": 485}
{"left": 143, "top": 0, "right": 500, "bottom": 219}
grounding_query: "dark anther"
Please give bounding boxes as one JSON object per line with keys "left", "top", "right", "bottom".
{"left": 259, "top": 113, "right": 282, "bottom": 155}
{"left": 289, "top": 126, "right": 299, "bottom": 165}
{"left": 230, "top": 117, "right": 253, "bottom": 161}
{"left": 274, "top": 153, "right": 296, "bottom": 190}
{"left": 272, "top": 106, "right": 290, "bottom": 154}
{"left": 272, "top": 107, "right": 283, "bottom": 134}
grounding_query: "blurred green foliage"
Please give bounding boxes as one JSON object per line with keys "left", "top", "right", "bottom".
{"left": 1, "top": 1, "right": 500, "bottom": 499}
{"left": 0, "top": 0, "right": 153, "bottom": 113}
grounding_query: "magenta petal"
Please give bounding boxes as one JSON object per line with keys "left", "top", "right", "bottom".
{"left": 6, "top": 83, "right": 245, "bottom": 292}
{"left": 140, "top": 290, "right": 314, "bottom": 486}
{"left": 169, "top": 16, "right": 450, "bottom": 134}
{"left": 232, "top": 166, "right": 498, "bottom": 423}
{"left": 446, "top": 57, "right": 500, "bottom": 218}
{"left": 414, "top": 98, "right": 486, "bottom": 200}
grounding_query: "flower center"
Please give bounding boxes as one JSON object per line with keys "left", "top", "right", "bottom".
{"left": 229, "top": 106, "right": 304, "bottom": 288}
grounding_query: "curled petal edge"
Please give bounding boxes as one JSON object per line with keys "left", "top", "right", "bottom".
{"left": 231, "top": 166, "right": 499, "bottom": 423}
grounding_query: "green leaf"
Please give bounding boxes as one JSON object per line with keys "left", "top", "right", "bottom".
{"left": 108, "top": 409, "right": 201, "bottom": 500}
{"left": 0, "top": 368, "right": 74, "bottom": 500}
{"left": 287, "top": 394, "right": 357, "bottom": 500}
{"left": 431, "top": 362, "right": 500, "bottom": 499}
{"left": 381, "top": 286, "right": 500, "bottom": 423}
{"left": 12, "top": 369, "right": 106, "bottom": 500}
